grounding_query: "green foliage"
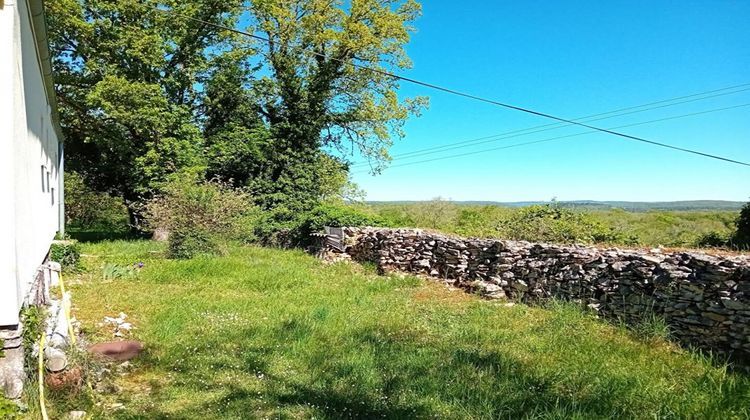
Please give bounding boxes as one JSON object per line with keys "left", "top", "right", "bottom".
{"left": 49, "top": 0, "right": 425, "bottom": 223}
{"left": 318, "top": 155, "right": 367, "bottom": 204}
{"left": 167, "top": 230, "right": 219, "bottom": 260}
{"left": 20, "top": 306, "right": 45, "bottom": 377}
{"left": 64, "top": 171, "right": 129, "bottom": 231}
{"left": 50, "top": 240, "right": 81, "bottom": 272}
{"left": 66, "top": 240, "right": 750, "bottom": 418}
{"left": 297, "top": 204, "right": 384, "bottom": 237}
{"left": 240, "top": 0, "right": 427, "bottom": 211}
{"left": 256, "top": 203, "right": 383, "bottom": 247}
{"left": 203, "top": 53, "right": 270, "bottom": 187}
{"left": 632, "top": 313, "right": 672, "bottom": 342}
{"left": 367, "top": 202, "right": 742, "bottom": 248}
{"left": 0, "top": 397, "right": 19, "bottom": 419}
{"left": 102, "top": 263, "right": 138, "bottom": 280}
{"left": 696, "top": 231, "right": 730, "bottom": 248}
{"left": 731, "top": 201, "right": 750, "bottom": 249}
{"left": 497, "top": 204, "right": 632, "bottom": 244}
{"left": 47, "top": 0, "right": 241, "bottom": 205}
{"left": 409, "top": 198, "right": 460, "bottom": 229}
{"left": 145, "top": 179, "right": 260, "bottom": 258}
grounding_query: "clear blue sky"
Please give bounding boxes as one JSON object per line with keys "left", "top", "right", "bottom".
{"left": 348, "top": 0, "right": 750, "bottom": 202}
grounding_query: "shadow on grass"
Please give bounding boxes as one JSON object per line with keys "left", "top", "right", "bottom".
{"left": 68, "top": 229, "right": 147, "bottom": 243}
{"left": 105, "top": 323, "right": 742, "bottom": 419}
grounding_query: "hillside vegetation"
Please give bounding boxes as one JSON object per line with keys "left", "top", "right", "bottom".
{"left": 66, "top": 185, "right": 747, "bottom": 251}
{"left": 41, "top": 241, "right": 749, "bottom": 418}
{"left": 369, "top": 200, "right": 746, "bottom": 212}
{"left": 365, "top": 201, "right": 743, "bottom": 249}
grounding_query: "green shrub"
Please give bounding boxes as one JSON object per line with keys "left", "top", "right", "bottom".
{"left": 409, "top": 198, "right": 460, "bottom": 229}
{"left": 695, "top": 231, "right": 729, "bottom": 248}
{"left": 145, "top": 179, "right": 259, "bottom": 259}
{"left": 50, "top": 240, "right": 81, "bottom": 272}
{"left": 496, "top": 204, "right": 628, "bottom": 245}
{"left": 298, "top": 204, "right": 384, "bottom": 234}
{"left": 731, "top": 201, "right": 750, "bottom": 250}
{"left": 256, "top": 204, "right": 384, "bottom": 247}
{"left": 64, "top": 171, "right": 129, "bottom": 231}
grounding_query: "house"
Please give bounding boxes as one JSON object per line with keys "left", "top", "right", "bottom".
{"left": 0, "top": 0, "right": 65, "bottom": 329}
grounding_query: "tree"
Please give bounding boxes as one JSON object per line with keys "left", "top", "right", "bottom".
{"left": 245, "top": 0, "right": 427, "bottom": 212}
{"left": 732, "top": 201, "right": 750, "bottom": 249}
{"left": 48, "top": 0, "right": 427, "bottom": 227}
{"left": 46, "top": 0, "right": 243, "bottom": 225}
{"left": 203, "top": 52, "right": 270, "bottom": 186}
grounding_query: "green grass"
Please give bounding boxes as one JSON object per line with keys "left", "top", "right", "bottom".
{"left": 58, "top": 240, "right": 750, "bottom": 419}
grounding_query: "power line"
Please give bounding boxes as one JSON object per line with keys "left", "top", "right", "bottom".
{"left": 351, "top": 103, "right": 750, "bottom": 174}
{"left": 152, "top": 6, "right": 750, "bottom": 168}
{"left": 350, "top": 84, "right": 750, "bottom": 167}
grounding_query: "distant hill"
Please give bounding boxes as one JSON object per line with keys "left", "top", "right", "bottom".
{"left": 368, "top": 200, "right": 746, "bottom": 212}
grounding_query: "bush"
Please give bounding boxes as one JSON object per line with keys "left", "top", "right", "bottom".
{"left": 145, "top": 179, "right": 260, "bottom": 258}
{"left": 64, "top": 171, "right": 129, "bottom": 231}
{"left": 410, "top": 198, "right": 459, "bottom": 229}
{"left": 255, "top": 204, "right": 384, "bottom": 247}
{"left": 695, "top": 231, "right": 729, "bottom": 248}
{"left": 50, "top": 240, "right": 81, "bottom": 272}
{"left": 731, "top": 201, "right": 750, "bottom": 250}
{"left": 496, "top": 204, "right": 631, "bottom": 245}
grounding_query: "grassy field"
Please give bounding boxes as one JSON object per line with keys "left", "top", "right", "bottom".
{"left": 50, "top": 239, "right": 750, "bottom": 418}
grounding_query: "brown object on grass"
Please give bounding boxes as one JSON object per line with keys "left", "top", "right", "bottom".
{"left": 88, "top": 340, "right": 144, "bottom": 361}
{"left": 45, "top": 366, "right": 83, "bottom": 393}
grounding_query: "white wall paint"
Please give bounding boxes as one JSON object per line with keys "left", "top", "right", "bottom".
{"left": 0, "top": 0, "right": 62, "bottom": 326}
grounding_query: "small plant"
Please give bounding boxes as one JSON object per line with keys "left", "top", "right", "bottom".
{"left": 50, "top": 241, "right": 81, "bottom": 272}
{"left": 0, "top": 397, "right": 19, "bottom": 419}
{"left": 633, "top": 312, "right": 672, "bottom": 342}
{"left": 20, "top": 306, "right": 46, "bottom": 375}
{"left": 102, "top": 263, "right": 139, "bottom": 280}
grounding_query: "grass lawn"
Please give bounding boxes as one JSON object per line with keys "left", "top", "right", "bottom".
{"left": 61, "top": 240, "right": 749, "bottom": 419}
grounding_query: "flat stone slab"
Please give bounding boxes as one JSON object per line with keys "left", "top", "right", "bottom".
{"left": 88, "top": 340, "right": 144, "bottom": 361}
{"left": 0, "top": 346, "right": 24, "bottom": 399}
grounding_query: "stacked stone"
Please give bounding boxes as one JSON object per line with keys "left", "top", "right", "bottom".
{"left": 330, "top": 227, "right": 750, "bottom": 362}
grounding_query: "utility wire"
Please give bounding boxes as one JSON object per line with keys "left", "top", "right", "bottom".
{"left": 152, "top": 6, "right": 750, "bottom": 168}
{"left": 351, "top": 84, "right": 750, "bottom": 167}
{"left": 351, "top": 103, "right": 750, "bottom": 174}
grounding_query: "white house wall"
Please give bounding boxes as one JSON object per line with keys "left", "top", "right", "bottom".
{"left": 0, "top": 0, "right": 62, "bottom": 326}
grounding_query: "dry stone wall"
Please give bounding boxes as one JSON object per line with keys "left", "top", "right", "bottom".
{"left": 325, "top": 227, "right": 750, "bottom": 362}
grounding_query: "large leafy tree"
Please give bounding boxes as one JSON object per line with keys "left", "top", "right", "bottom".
{"left": 48, "top": 0, "right": 426, "bottom": 225}
{"left": 46, "top": 0, "right": 242, "bottom": 224}
{"left": 245, "top": 0, "right": 427, "bottom": 212}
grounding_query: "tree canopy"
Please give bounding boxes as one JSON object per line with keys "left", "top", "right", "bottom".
{"left": 48, "top": 0, "right": 425, "bottom": 223}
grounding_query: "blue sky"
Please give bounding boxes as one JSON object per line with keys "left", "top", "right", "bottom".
{"left": 348, "top": 0, "right": 750, "bottom": 202}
